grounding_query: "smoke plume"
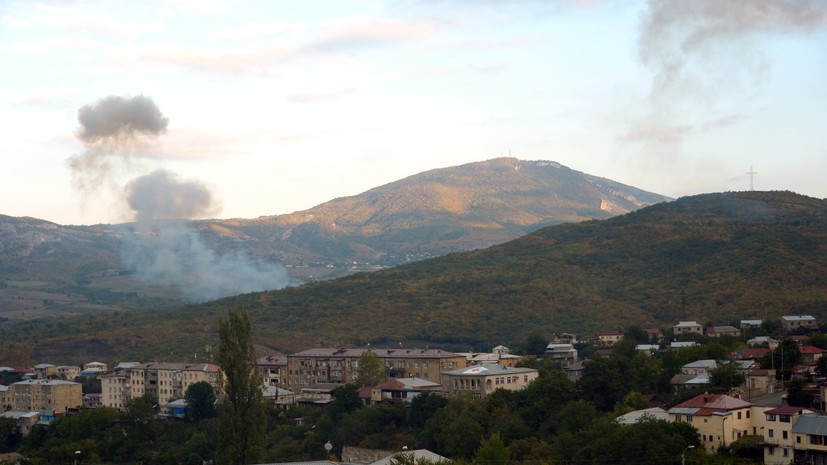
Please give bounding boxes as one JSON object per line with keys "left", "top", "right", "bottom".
{"left": 125, "top": 169, "right": 219, "bottom": 223}
{"left": 68, "top": 95, "right": 290, "bottom": 301}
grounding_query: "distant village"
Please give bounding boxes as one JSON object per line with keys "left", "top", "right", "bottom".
{"left": 3, "top": 314, "right": 827, "bottom": 465}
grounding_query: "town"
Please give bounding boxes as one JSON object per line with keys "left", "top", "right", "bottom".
{"left": 2, "top": 314, "right": 827, "bottom": 465}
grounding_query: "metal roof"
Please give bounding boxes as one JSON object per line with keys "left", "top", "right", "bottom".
{"left": 792, "top": 415, "right": 827, "bottom": 436}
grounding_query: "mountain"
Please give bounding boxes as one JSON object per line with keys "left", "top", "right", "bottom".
{"left": 214, "top": 157, "right": 668, "bottom": 269}
{"left": 5, "top": 190, "right": 826, "bottom": 364}
{"left": 0, "top": 158, "right": 668, "bottom": 318}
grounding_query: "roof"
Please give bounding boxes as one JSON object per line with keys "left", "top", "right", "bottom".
{"left": 683, "top": 359, "right": 718, "bottom": 369}
{"left": 33, "top": 363, "right": 55, "bottom": 369}
{"left": 13, "top": 379, "right": 79, "bottom": 386}
{"left": 782, "top": 315, "right": 816, "bottom": 322}
{"left": 257, "top": 354, "right": 288, "bottom": 366}
{"left": 443, "top": 363, "right": 537, "bottom": 377}
{"left": 792, "top": 415, "right": 827, "bottom": 436}
{"left": 674, "top": 321, "right": 702, "bottom": 327}
{"left": 616, "top": 407, "right": 668, "bottom": 425}
{"left": 800, "top": 346, "right": 825, "bottom": 354}
{"left": 741, "top": 319, "right": 763, "bottom": 326}
{"left": 291, "top": 348, "right": 462, "bottom": 359}
{"left": 765, "top": 406, "right": 809, "bottom": 416}
{"left": 671, "top": 342, "right": 697, "bottom": 348}
{"left": 709, "top": 326, "right": 740, "bottom": 333}
{"left": 732, "top": 347, "right": 771, "bottom": 360}
{"left": 375, "top": 377, "right": 441, "bottom": 390}
{"left": 669, "top": 393, "right": 751, "bottom": 416}
{"left": 369, "top": 450, "right": 448, "bottom": 465}
{"left": 132, "top": 362, "right": 220, "bottom": 372}
{"left": 254, "top": 461, "right": 339, "bottom": 465}
{"left": 600, "top": 330, "right": 622, "bottom": 336}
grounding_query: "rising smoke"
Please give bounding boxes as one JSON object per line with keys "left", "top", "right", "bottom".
{"left": 70, "top": 95, "right": 290, "bottom": 301}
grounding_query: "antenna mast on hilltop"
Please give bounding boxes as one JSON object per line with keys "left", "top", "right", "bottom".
{"left": 746, "top": 165, "right": 758, "bottom": 191}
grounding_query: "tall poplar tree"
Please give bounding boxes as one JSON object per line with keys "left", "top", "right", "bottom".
{"left": 217, "top": 309, "right": 265, "bottom": 465}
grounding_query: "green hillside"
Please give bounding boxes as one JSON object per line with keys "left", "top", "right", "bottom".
{"left": 4, "top": 191, "right": 827, "bottom": 364}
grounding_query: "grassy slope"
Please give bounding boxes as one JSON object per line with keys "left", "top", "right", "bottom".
{"left": 5, "top": 191, "right": 827, "bottom": 364}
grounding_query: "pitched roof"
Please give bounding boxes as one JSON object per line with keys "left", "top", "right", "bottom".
{"left": 765, "top": 406, "right": 809, "bottom": 416}
{"left": 369, "top": 450, "right": 448, "bottom": 465}
{"left": 668, "top": 393, "right": 751, "bottom": 416}
{"left": 443, "top": 363, "right": 537, "bottom": 376}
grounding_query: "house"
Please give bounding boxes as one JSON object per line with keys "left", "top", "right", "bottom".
{"left": 781, "top": 315, "right": 817, "bottom": 333}
{"left": 161, "top": 398, "right": 187, "bottom": 418}
{"left": 0, "top": 411, "right": 41, "bottom": 436}
{"left": 731, "top": 347, "right": 771, "bottom": 362}
{"left": 671, "top": 341, "right": 697, "bottom": 349}
{"left": 56, "top": 365, "right": 81, "bottom": 380}
{"left": 645, "top": 328, "right": 664, "bottom": 342}
{"left": 789, "top": 414, "right": 827, "bottom": 464}
{"left": 746, "top": 369, "right": 778, "bottom": 396}
{"left": 262, "top": 385, "right": 299, "bottom": 407}
{"left": 673, "top": 321, "right": 703, "bottom": 336}
{"left": 616, "top": 407, "right": 668, "bottom": 425}
{"left": 10, "top": 379, "right": 82, "bottom": 412}
{"left": 668, "top": 393, "right": 753, "bottom": 452}
{"left": 369, "top": 450, "right": 448, "bottom": 465}
{"left": 563, "top": 360, "right": 586, "bottom": 382}
{"left": 297, "top": 384, "right": 338, "bottom": 406}
{"left": 83, "top": 361, "right": 108, "bottom": 372}
{"left": 370, "top": 377, "right": 441, "bottom": 403}
{"left": 442, "top": 363, "right": 538, "bottom": 399}
{"left": 800, "top": 346, "right": 825, "bottom": 366}
{"left": 285, "top": 348, "right": 466, "bottom": 389}
{"left": 747, "top": 336, "right": 779, "bottom": 349}
{"left": 545, "top": 343, "right": 578, "bottom": 365}
{"left": 760, "top": 406, "right": 813, "bottom": 465}
{"left": 682, "top": 360, "right": 718, "bottom": 376}
{"left": 83, "top": 392, "right": 102, "bottom": 408}
{"left": 636, "top": 344, "right": 660, "bottom": 355}
{"left": 741, "top": 319, "right": 764, "bottom": 329}
{"left": 707, "top": 326, "right": 741, "bottom": 338}
{"left": 459, "top": 346, "right": 525, "bottom": 367}
{"left": 32, "top": 363, "right": 57, "bottom": 379}
{"left": 599, "top": 330, "right": 623, "bottom": 346}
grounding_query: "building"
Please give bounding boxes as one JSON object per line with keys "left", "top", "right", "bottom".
{"left": 782, "top": 315, "right": 817, "bottom": 333}
{"left": 442, "top": 363, "right": 538, "bottom": 399}
{"left": 741, "top": 319, "right": 764, "bottom": 329}
{"left": 673, "top": 321, "right": 703, "bottom": 336}
{"left": 459, "top": 346, "right": 525, "bottom": 367}
{"left": 682, "top": 360, "right": 718, "bottom": 376}
{"left": 761, "top": 406, "right": 812, "bottom": 464}
{"left": 545, "top": 343, "right": 578, "bottom": 365}
{"left": 747, "top": 336, "right": 779, "bottom": 349}
{"left": 668, "top": 393, "right": 753, "bottom": 452}
{"left": 284, "top": 348, "right": 466, "bottom": 389}
{"left": 370, "top": 377, "right": 442, "bottom": 403}
{"left": 800, "top": 346, "right": 826, "bottom": 366}
{"left": 257, "top": 354, "right": 287, "bottom": 386}
{"left": 56, "top": 365, "right": 81, "bottom": 380}
{"left": 101, "top": 362, "right": 220, "bottom": 408}
{"left": 598, "top": 330, "right": 623, "bottom": 346}
{"left": 707, "top": 326, "right": 742, "bottom": 338}
{"left": 32, "top": 364, "right": 57, "bottom": 379}
{"left": 10, "top": 379, "right": 82, "bottom": 412}
{"left": 790, "top": 414, "right": 827, "bottom": 464}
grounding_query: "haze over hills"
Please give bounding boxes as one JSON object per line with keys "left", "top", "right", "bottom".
{"left": 5, "top": 190, "right": 827, "bottom": 364}
{"left": 0, "top": 157, "right": 668, "bottom": 318}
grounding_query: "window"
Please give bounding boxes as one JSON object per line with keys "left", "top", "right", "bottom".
{"left": 737, "top": 412, "right": 741, "bottom": 419}
{"left": 767, "top": 414, "right": 776, "bottom": 421}
{"left": 768, "top": 447, "right": 775, "bottom": 455}
{"left": 783, "top": 431, "right": 788, "bottom": 440}
{"left": 769, "top": 429, "right": 774, "bottom": 438}
{"left": 783, "top": 448, "right": 789, "bottom": 457}
{"left": 780, "top": 415, "right": 790, "bottom": 423}
{"left": 797, "top": 436, "right": 801, "bottom": 444}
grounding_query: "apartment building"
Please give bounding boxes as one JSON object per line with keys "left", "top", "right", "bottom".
{"left": 101, "top": 362, "right": 220, "bottom": 408}
{"left": 284, "top": 348, "right": 466, "bottom": 389}
{"left": 10, "top": 379, "right": 82, "bottom": 412}
{"left": 257, "top": 354, "right": 287, "bottom": 386}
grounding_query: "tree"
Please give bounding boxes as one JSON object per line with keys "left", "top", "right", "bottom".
{"left": 353, "top": 351, "right": 386, "bottom": 387}
{"left": 472, "top": 433, "right": 510, "bottom": 465}
{"left": 787, "top": 377, "right": 814, "bottom": 408}
{"left": 217, "top": 308, "right": 266, "bottom": 465}
{"left": 185, "top": 381, "right": 217, "bottom": 422}
{"left": 709, "top": 359, "right": 746, "bottom": 392}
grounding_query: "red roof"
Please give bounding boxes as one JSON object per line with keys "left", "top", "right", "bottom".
{"left": 765, "top": 406, "right": 807, "bottom": 416}
{"left": 800, "top": 346, "right": 825, "bottom": 354}
{"left": 673, "top": 393, "right": 752, "bottom": 413}
{"left": 732, "top": 348, "right": 770, "bottom": 360}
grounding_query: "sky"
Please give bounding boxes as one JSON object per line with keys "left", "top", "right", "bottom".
{"left": 1, "top": 0, "right": 826, "bottom": 226}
